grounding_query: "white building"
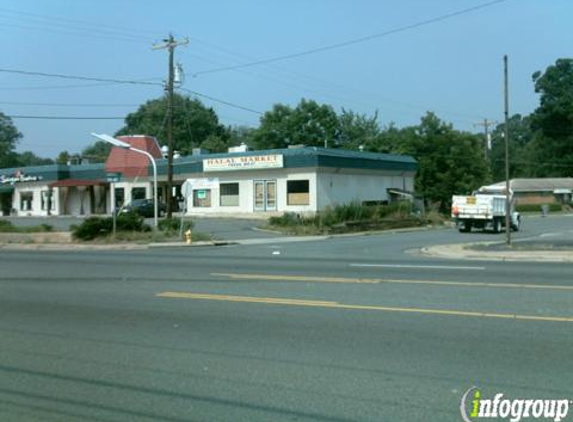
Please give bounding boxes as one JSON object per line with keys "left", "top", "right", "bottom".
{"left": 0, "top": 142, "right": 417, "bottom": 218}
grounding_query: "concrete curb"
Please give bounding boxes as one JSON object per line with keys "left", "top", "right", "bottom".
{"left": 421, "top": 242, "right": 573, "bottom": 263}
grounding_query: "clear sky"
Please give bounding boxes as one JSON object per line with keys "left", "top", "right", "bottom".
{"left": 1, "top": 0, "right": 571, "bottom": 158}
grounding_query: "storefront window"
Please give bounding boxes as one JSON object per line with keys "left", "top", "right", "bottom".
{"left": 287, "top": 180, "right": 310, "bottom": 205}
{"left": 20, "top": 192, "right": 33, "bottom": 211}
{"left": 132, "top": 187, "right": 146, "bottom": 201}
{"left": 114, "top": 187, "right": 125, "bottom": 208}
{"left": 220, "top": 183, "right": 239, "bottom": 206}
{"left": 41, "top": 190, "right": 55, "bottom": 211}
{"left": 193, "top": 189, "right": 211, "bottom": 207}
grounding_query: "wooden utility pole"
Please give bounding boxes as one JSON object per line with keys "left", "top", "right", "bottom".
{"left": 503, "top": 55, "right": 511, "bottom": 246}
{"left": 153, "top": 34, "right": 189, "bottom": 218}
{"left": 474, "top": 118, "right": 498, "bottom": 159}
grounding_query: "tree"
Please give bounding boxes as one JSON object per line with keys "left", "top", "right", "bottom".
{"left": 228, "top": 125, "right": 255, "bottom": 149}
{"left": 489, "top": 114, "right": 533, "bottom": 181}
{"left": 0, "top": 112, "right": 22, "bottom": 168}
{"left": 337, "top": 109, "right": 380, "bottom": 149}
{"left": 56, "top": 151, "right": 71, "bottom": 165}
{"left": 387, "top": 112, "right": 488, "bottom": 211}
{"left": 253, "top": 99, "right": 339, "bottom": 149}
{"left": 115, "top": 94, "right": 228, "bottom": 155}
{"left": 16, "top": 151, "right": 54, "bottom": 166}
{"left": 81, "top": 141, "right": 112, "bottom": 163}
{"left": 200, "top": 134, "right": 228, "bottom": 153}
{"left": 528, "top": 58, "right": 573, "bottom": 177}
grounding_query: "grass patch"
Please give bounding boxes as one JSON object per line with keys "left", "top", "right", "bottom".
{"left": 0, "top": 220, "right": 54, "bottom": 233}
{"left": 267, "top": 202, "right": 440, "bottom": 235}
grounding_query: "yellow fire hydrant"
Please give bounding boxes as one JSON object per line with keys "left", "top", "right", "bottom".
{"left": 185, "top": 229, "right": 192, "bottom": 245}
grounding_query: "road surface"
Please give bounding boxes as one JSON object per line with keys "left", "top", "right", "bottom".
{"left": 1, "top": 215, "right": 572, "bottom": 421}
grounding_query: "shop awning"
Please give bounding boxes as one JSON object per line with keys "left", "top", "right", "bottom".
{"left": 0, "top": 186, "right": 15, "bottom": 194}
{"left": 48, "top": 179, "right": 106, "bottom": 188}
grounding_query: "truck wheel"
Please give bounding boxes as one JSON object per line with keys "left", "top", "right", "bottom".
{"left": 493, "top": 218, "right": 502, "bottom": 233}
{"left": 458, "top": 221, "right": 471, "bottom": 233}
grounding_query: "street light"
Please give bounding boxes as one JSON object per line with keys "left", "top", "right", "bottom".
{"left": 91, "top": 133, "right": 158, "bottom": 227}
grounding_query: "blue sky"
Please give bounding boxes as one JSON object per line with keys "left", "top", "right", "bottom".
{"left": 1, "top": 0, "right": 571, "bottom": 158}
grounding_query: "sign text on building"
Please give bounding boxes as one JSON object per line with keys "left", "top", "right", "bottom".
{"left": 203, "top": 155, "right": 283, "bottom": 172}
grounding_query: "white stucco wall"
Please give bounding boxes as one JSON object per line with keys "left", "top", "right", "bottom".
{"left": 317, "top": 170, "right": 415, "bottom": 210}
{"left": 183, "top": 169, "right": 318, "bottom": 215}
{"left": 12, "top": 183, "right": 58, "bottom": 216}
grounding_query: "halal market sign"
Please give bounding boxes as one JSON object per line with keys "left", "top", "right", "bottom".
{"left": 203, "top": 154, "right": 283, "bottom": 172}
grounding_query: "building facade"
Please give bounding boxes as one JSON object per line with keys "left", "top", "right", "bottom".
{"left": 0, "top": 139, "right": 418, "bottom": 218}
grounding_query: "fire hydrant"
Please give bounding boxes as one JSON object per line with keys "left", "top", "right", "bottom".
{"left": 185, "top": 229, "right": 192, "bottom": 245}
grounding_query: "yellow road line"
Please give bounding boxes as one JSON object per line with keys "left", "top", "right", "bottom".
{"left": 156, "top": 291, "right": 573, "bottom": 323}
{"left": 211, "top": 272, "right": 573, "bottom": 291}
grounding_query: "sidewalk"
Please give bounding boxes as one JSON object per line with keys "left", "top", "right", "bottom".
{"left": 421, "top": 242, "right": 573, "bottom": 262}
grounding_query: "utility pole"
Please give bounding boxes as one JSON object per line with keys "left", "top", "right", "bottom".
{"left": 474, "top": 118, "right": 498, "bottom": 159}
{"left": 153, "top": 34, "right": 189, "bottom": 219}
{"left": 503, "top": 55, "right": 511, "bottom": 246}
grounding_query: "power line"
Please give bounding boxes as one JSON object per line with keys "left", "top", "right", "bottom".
{"left": 179, "top": 88, "right": 263, "bottom": 115}
{"left": 193, "top": 0, "right": 511, "bottom": 76}
{"left": 0, "top": 101, "right": 139, "bottom": 107}
{"left": 8, "top": 115, "right": 124, "bottom": 120}
{"left": 0, "top": 68, "right": 163, "bottom": 86}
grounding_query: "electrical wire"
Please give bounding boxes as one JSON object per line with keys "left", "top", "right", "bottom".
{"left": 193, "top": 0, "right": 512, "bottom": 76}
{"left": 0, "top": 68, "right": 163, "bottom": 86}
{"left": 8, "top": 115, "right": 124, "bottom": 120}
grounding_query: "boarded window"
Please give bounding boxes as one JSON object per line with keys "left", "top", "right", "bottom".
{"left": 193, "top": 189, "right": 211, "bottom": 207}
{"left": 220, "top": 183, "right": 239, "bottom": 206}
{"left": 287, "top": 180, "right": 309, "bottom": 206}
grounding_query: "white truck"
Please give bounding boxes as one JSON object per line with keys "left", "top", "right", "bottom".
{"left": 451, "top": 188, "right": 520, "bottom": 233}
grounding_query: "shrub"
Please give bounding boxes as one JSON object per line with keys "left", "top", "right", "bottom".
{"left": 515, "top": 203, "right": 562, "bottom": 213}
{"left": 72, "top": 217, "right": 113, "bottom": 240}
{"left": 158, "top": 217, "right": 194, "bottom": 234}
{"left": 72, "top": 212, "right": 150, "bottom": 241}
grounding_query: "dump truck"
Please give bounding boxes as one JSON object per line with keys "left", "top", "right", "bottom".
{"left": 451, "top": 188, "right": 520, "bottom": 233}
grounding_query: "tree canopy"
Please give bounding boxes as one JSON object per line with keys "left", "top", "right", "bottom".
{"left": 0, "top": 112, "right": 22, "bottom": 168}
{"left": 115, "top": 94, "right": 228, "bottom": 155}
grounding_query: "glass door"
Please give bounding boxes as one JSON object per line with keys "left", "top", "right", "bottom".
{"left": 254, "top": 181, "right": 265, "bottom": 211}
{"left": 253, "top": 180, "right": 277, "bottom": 211}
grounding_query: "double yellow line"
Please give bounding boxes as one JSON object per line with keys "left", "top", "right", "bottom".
{"left": 211, "top": 272, "right": 573, "bottom": 291}
{"left": 156, "top": 291, "right": 573, "bottom": 323}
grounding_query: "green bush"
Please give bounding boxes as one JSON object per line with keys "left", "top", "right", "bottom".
{"left": 0, "top": 220, "right": 14, "bottom": 231}
{"left": 0, "top": 220, "right": 54, "bottom": 233}
{"left": 72, "top": 212, "right": 150, "bottom": 241}
{"left": 158, "top": 217, "right": 194, "bottom": 234}
{"left": 515, "top": 203, "right": 562, "bottom": 213}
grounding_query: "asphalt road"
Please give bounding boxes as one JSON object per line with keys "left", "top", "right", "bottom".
{"left": 1, "top": 215, "right": 572, "bottom": 421}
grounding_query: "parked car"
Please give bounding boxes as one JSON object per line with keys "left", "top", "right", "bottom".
{"left": 121, "top": 199, "right": 166, "bottom": 218}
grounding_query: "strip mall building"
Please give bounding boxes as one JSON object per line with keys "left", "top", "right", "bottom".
{"left": 0, "top": 136, "right": 418, "bottom": 218}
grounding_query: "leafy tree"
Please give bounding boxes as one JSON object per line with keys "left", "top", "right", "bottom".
{"left": 489, "top": 114, "right": 533, "bottom": 181}
{"left": 116, "top": 94, "right": 228, "bottom": 155}
{"left": 227, "top": 125, "right": 255, "bottom": 149}
{"left": 200, "top": 134, "right": 228, "bottom": 153}
{"left": 0, "top": 112, "right": 22, "bottom": 168}
{"left": 81, "top": 141, "right": 112, "bottom": 163}
{"left": 56, "top": 151, "right": 71, "bottom": 164}
{"left": 387, "top": 113, "right": 488, "bottom": 211}
{"left": 253, "top": 99, "right": 339, "bottom": 149}
{"left": 528, "top": 58, "right": 573, "bottom": 177}
{"left": 337, "top": 109, "right": 380, "bottom": 149}
{"left": 16, "top": 151, "right": 54, "bottom": 166}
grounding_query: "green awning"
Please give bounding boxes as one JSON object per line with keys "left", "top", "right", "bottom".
{"left": 0, "top": 186, "right": 15, "bottom": 194}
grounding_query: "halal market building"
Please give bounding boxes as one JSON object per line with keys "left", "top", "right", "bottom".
{"left": 0, "top": 143, "right": 417, "bottom": 217}
{"left": 178, "top": 147, "right": 417, "bottom": 216}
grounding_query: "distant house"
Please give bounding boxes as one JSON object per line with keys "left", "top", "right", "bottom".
{"left": 480, "top": 178, "right": 573, "bottom": 205}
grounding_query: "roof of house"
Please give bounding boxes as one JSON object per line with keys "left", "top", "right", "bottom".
{"left": 485, "top": 178, "right": 573, "bottom": 192}
{"left": 105, "top": 135, "right": 163, "bottom": 178}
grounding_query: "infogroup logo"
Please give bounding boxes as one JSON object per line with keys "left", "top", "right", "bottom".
{"left": 460, "top": 387, "right": 571, "bottom": 422}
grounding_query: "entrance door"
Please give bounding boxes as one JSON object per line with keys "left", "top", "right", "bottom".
{"left": 254, "top": 180, "right": 277, "bottom": 211}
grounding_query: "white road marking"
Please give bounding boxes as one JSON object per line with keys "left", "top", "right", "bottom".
{"left": 350, "top": 263, "right": 485, "bottom": 271}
